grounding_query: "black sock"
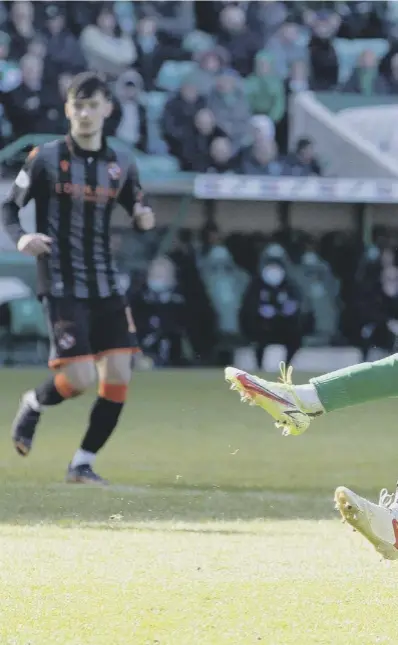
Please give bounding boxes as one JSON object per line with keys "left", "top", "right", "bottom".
{"left": 35, "top": 377, "right": 65, "bottom": 407}
{"left": 81, "top": 397, "right": 124, "bottom": 454}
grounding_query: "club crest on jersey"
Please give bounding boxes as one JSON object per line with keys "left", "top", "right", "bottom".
{"left": 60, "top": 160, "right": 69, "bottom": 172}
{"left": 108, "top": 163, "right": 121, "bottom": 180}
{"left": 58, "top": 332, "right": 76, "bottom": 351}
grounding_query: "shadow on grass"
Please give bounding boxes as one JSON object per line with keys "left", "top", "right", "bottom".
{"left": 0, "top": 481, "right": 354, "bottom": 527}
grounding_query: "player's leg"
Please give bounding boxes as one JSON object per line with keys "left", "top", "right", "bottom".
{"left": 66, "top": 298, "right": 138, "bottom": 484}
{"left": 225, "top": 352, "right": 398, "bottom": 436}
{"left": 12, "top": 297, "right": 95, "bottom": 455}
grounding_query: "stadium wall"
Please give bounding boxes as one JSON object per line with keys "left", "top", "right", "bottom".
{"left": 291, "top": 92, "right": 398, "bottom": 179}
{"left": 0, "top": 180, "right": 398, "bottom": 252}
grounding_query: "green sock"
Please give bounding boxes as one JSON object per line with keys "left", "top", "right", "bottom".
{"left": 311, "top": 353, "right": 398, "bottom": 413}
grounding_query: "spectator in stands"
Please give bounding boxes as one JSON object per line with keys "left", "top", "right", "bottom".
{"left": 0, "top": 31, "right": 21, "bottom": 93}
{"left": 206, "top": 69, "right": 251, "bottom": 152}
{"left": 196, "top": 1, "right": 248, "bottom": 36}
{"left": 80, "top": 4, "right": 136, "bottom": 78}
{"left": 178, "top": 108, "right": 224, "bottom": 172}
{"left": 114, "top": 70, "right": 147, "bottom": 150}
{"left": 350, "top": 249, "right": 398, "bottom": 361}
{"left": 240, "top": 257, "right": 304, "bottom": 368}
{"left": 217, "top": 4, "right": 262, "bottom": 78}
{"left": 7, "top": 0, "right": 36, "bottom": 60}
{"left": 265, "top": 21, "right": 308, "bottom": 80}
{"left": 207, "top": 136, "right": 242, "bottom": 173}
{"left": 240, "top": 136, "right": 283, "bottom": 176}
{"left": 334, "top": 1, "right": 383, "bottom": 39}
{"left": 342, "top": 50, "right": 387, "bottom": 95}
{"left": 280, "top": 59, "right": 310, "bottom": 152}
{"left": 113, "top": 0, "right": 136, "bottom": 37}
{"left": 65, "top": 1, "right": 104, "bottom": 38}
{"left": 284, "top": 138, "right": 322, "bottom": 176}
{"left": 133, "top": 256, "right": 191, "bottom": 367}
{"left": 296, "top": 246, "right": 340, "bottom": 345}
{"left": 308, "top": 10, "right": 339, "bottom": 90}
{"left": 286, "top": 59, "right": 310, "bottom": 94}
{"left": 245, "top": 51, "right": 285, "bottom": 124}
{"left": 379, "top": 28, "right": 398, "bottom": 81}
{"left": 246, "top": 1, "right": 288, "bottom": 43}
{"left": 169, "top": 229, "right": 216, "bottom": 363}
{"left": 135, "top": 17, "right": 184, "bottom": 92}
{"left": 42, "top": 4, "right": 86, "bottom": 95}
{"left": 200, "top": 242, "right": 250, "bottom": 361}
{"left": 37, "top": 71, "right": 72, "bottom": 135}
{"left": 250, "top": 114, "right": 276, "bottom": 142}
{"left": 191, "top": 46, "right": 229, "bottom": 95}
{"left": 27, "top": 35, "right": 47, "bottom": 61}
{"left": 3, "top": 54, "right": 43, "bottom": 138}
{"left": 382, "top": 53, "right": 398, "bottom": 94}
{"left": 136, "top": 1, "right": 195, "bottom": 46}
{"left": 0, "top": 1, "right": 7, "bottom": 29}
{"left": 162, "top": 77, "right": 205, "bottom": 159}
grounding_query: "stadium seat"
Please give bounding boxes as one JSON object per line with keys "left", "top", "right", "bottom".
{"left": 135, "top": 153, "right": 180, "bottom": 178}
{"left": 156, "top": 60, "right": 197, "bottom": 92}
{"left": 334, "top": 38, "right": 389, "bottom": 83}
{"left": 4, "top": 297, "right": 48, "bottom": 365}
{"left": 0, "top": 253, "right": 36, "bottom": 291}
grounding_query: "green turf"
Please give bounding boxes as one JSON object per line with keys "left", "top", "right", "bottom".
{"left": 1, "top": 368, "right": 398, "bottom": 644}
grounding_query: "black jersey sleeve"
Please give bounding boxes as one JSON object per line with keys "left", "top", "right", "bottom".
{"left": 2, "top": 147, "right": 46, "bottom": 245}
{"left": 117, "top": 160, "right": 148, "bottom": 215}
{"left": 7, "top": 147, "right": 45, "bottom": 207}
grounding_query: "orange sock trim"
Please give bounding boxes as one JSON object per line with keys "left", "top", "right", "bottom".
{"left": 98, "top": 382, "right": 128, "bottom": 403}
{"left": 54, "top": 373, "right": 80, "bottom": 399}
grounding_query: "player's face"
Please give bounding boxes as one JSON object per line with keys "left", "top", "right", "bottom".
{"left": 65, "top": 91, "right": 112, "bottom": 138}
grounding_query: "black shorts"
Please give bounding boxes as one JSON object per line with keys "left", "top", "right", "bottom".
{"left": 43, "top": 296, "right": 138, "bottom": 368}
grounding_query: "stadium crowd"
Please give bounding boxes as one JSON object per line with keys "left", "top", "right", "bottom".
{"left": 2, "top": 0, "right": 398, "bottom": 177}
{"left": 1, "top": 1, "right": 398, "bottom": 367}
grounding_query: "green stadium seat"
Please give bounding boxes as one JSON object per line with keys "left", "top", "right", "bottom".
{"left": 0, "top": 252, "right": 36, "bottom": 291}
{"left": 8, "top": 297, "right": 48, "bottom": 337}
{"left": 2, "top": 296, "right": 48, "bottom": 365}
{"left": 156, "top": 60, "right": 196, "bottom": 91}
{"left": 135, "top": 153, "right": 180, "bottom": 178}
{"left": 334, "top": 38, "right": 389, "bottom": 83}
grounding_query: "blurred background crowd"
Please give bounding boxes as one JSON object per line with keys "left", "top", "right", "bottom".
{"left": 0, "top": 0, "right": 398, "bottom": 369}
{"left": 3, "top": 0, "right": 398, "bottom": 176}
{"left": 106, "top": 221, "right": 398, "bottom": 368}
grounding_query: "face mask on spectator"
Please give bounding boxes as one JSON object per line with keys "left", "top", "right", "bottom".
{"left": 261, "top": 265, "right": 285, "bottom": 286}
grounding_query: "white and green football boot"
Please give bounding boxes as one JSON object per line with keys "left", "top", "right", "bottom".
{"left": 225, "top": 363, "right": 323, "bottom": 436}
{"left": 335, "top": 485, "right": 398, "bottom": 560}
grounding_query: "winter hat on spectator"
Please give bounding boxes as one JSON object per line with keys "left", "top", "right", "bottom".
{"left": 250, "top": 115, "right": 276, "bottom": 141}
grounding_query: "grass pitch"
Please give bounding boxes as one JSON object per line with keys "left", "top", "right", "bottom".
{"left": 2, "top": 368, "right": 398, "bottom": 645}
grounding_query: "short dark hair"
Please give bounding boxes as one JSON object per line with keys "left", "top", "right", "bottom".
{"left": 296, "top": 137, "right": 312, "bottom": 153}
{"left": 67, "top": 71, "right": 111, "bottom": 100}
